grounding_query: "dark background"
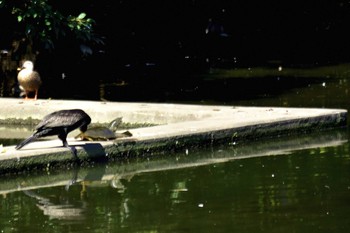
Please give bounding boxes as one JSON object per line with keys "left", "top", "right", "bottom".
{"left": 1, "top": 0, "right": 349, "bottom": 100}
{"left": 85, "top": 0, "right": 350, "bottom": 66}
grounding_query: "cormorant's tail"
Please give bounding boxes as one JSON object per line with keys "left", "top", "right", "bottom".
{"left": 15, "top": 135, "right": 38, "bottom": 150}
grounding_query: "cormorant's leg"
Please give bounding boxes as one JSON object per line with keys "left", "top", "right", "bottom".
{"left": 59, "top": 133, "right": 77, "bottom": 158}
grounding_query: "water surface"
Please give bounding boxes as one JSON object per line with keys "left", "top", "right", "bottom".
{"left": 1, "top": 129, "right": 350, "bottom": 232}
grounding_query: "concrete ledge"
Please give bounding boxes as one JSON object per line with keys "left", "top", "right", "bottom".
{"left": 0, "top": 98, "right": 347, "bottom": 174}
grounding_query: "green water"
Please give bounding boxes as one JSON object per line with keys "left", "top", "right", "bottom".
{"left": 1, "top": 131, "right": 350, "bottom": 232}
{"left": 1, "top": 64, "right": 350, "bottom": 232}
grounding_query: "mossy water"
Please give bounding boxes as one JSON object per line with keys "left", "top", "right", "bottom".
{"left": 0, "top": 129, "right": 350, "bottom": 232}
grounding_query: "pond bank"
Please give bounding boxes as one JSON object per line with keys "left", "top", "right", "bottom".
{"left": 0, "top": 97, "right": 347, "bottom": 174}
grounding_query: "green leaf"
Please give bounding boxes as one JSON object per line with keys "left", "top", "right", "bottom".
{"left": 77, "top": 12, "right": 86, "bottom": 19}
{"left": 17, "top": 15, "right": 22, "bottom": 22}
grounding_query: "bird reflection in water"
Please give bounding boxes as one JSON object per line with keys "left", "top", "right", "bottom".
{"left": 22, "top": 189, "right": 86, "bottom": 221}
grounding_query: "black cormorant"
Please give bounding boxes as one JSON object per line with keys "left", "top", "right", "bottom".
{"left": 17, "top": 60, "right": 42, "bottom": 100}
{"left": 15, "top": 109, "right": 91, "bottom": 156}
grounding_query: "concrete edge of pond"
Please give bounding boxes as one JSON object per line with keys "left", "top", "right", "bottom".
{"left": 0, "top": 97, "right": 347, "bottom": 174}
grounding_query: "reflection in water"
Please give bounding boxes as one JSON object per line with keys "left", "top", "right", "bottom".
{"left": 170, "top": 181, "right": 188, "bottom": 204}
{"left": 0, "top": 129, "right": 350, "bottom": 232}
{"left": 23, "top": 190, "right": 86, "bottom": 221}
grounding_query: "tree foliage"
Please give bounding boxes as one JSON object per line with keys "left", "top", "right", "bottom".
{"left": 0, "top": 0, "right": 101, "bottom": 54}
